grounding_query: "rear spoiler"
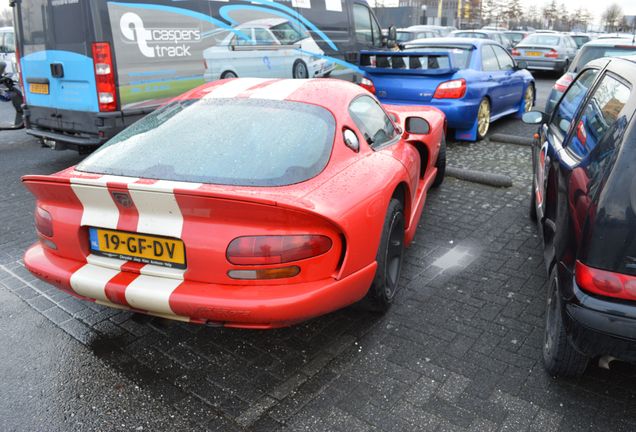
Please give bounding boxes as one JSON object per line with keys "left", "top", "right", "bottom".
{"left": 360, "top": 50, "right": 457, "bottom": 76}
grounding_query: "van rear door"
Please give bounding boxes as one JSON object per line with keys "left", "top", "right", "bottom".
{"left": 18, "top": 0, "right": 99, "bottom": 120}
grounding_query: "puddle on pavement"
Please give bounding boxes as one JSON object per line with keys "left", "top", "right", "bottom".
{"left": 432, "top": 246, "right": 476, "bottom": 271}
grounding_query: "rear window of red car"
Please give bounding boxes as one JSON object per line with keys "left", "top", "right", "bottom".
{"left": 77, "top": 98, "right": 336, "bottom": 187}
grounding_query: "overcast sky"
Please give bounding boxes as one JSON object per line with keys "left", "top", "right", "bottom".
{"left": 521, "top": 0, "right": 636, "bottom": 24}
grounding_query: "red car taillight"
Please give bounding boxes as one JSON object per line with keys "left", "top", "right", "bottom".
{"left": 576, "top": 261, "right": 636, "bottom": 301}
{"left": 433, "top": 78, "right": 466, "bottom": 99}
{"left": 35, "top": 206, "right": 53, "bottom": 237}
{"left": 553, "top": 74, "right": 574, "bottom": 92}
{"left": 92, "top": 42, "right": 117, "bottom": 112}
{"left": 511, "top": 48, "right": 520, "bottom": 56}
{"left": 544, "top": 49, "right": 559, "bottom": 59}
{"left": 227, "top": 235, "right": 333, "bottom": 265}
{"left": 359, "top": 77, "right": 376, "bottom": 94}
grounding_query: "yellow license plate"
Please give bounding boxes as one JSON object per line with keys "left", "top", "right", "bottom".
{"left": 29, "top": 83, "right": 49, "bottom": 94}
{"left": 526, "top": 51, "right": 542, "bottom": 57}
{"left": 89, "top": 228, "right": 186, "bottom": 269}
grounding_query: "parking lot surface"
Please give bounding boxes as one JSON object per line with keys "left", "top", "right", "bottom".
{"left": 3, "top": 76, "right": 636, "bottom": 432}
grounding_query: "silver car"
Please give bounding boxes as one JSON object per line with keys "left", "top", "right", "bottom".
{"left": 512, "top": 33, "right": 577, "bottom": 73}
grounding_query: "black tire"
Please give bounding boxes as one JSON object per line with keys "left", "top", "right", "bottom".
{"left": 292, "top": 60, "right": 309, "bottom": 79}
{"left": 432, "top": 132, "right": 446, "bottom": 188}
{"left": 542, "top": 267, "right": 589, "bottom": 377}
{"left": 221, "top": 71, "right": 237, "bottom": 79}
{"left": 363, "top": 198, "right": 405, "bottom": 312}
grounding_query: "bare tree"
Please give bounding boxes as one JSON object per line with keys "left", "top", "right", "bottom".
{"left": 504, "top": 0, "right": 524, "bottom": 28}
{"left": 542, "top": 0, "right": 558, "bottom": 29}
{"left": 0, "top": 9, "right": 13, "bottom": 27}
{"left": 602, "top": 4, "right": 623, "bottom": 32}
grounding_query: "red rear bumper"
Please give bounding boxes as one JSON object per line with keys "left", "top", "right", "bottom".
{"left": 24, "top": 244, "right": 376, "bottom": 329}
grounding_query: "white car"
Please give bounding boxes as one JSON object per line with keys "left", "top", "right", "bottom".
{"left": 202, "top": 18, "right": 334, "bottom": 80}
{"left": 0, "top": 27, "right": 16, "bottom": 77}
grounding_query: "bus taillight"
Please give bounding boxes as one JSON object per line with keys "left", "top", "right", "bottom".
{"left": 92, "top": 42, "right": 117, "bottom": 112}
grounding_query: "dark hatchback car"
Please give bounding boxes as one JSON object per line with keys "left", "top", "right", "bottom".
{"left": 545, "top": 38, "right": 636, "bottom": 113}
{"left": 523, "top": 56, "right": 636, "bottom": 376}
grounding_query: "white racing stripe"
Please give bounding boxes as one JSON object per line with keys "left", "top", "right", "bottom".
{"left": 70, "top": 263, "right": 121, "bottom": 302}
{"left": 203, "top": 78, "right": 269, "bottom": 99}
{"left": 248, "top": 79, "right": 307, "bottom": 101}
{"left": 129, "top": 188, "right": 181, "bottom": 238}
{"left": 71, "top": 183, "right": 119, "bottom": 229}
{"left": 129, "top": 180, "right": 201, "bottom": 239}
{"left": 125, "top": 275, "right": 183, "bottom": 315}
{"left": 70, "top": 175, "right": 139, "bottom": 229}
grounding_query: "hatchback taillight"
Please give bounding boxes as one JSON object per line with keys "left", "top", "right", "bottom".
{"left": 92, "top": 42, "right": 117, "bottom": 112}
{"left": 545, "top": 49, "right": 559, "bottom": 59}
{"left": 553, "top": 74, "right": 574, "bottom": 92}
{"left": 433, "top": 79, "right": 466, "bottom": 99}
{"left": 576, "top": 261, "right": 636, "bottom": 301}
{"left": 35, "top": 206, "right": 53, "bottom": 237}
{"left": 227, "top": 235, "right": 332, "bottom": 265}
{"left": 511, "top": 48, "right": 520, "bottom": 56}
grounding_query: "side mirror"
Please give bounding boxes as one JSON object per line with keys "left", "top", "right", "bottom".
{"left": 521, "top": 110, "right": 546, "bottom": 125}
{"left": 386, "top": 26, "right": 397, "bottom": 49}
{"left": 405, "top": 116, "right": 430, "bottom": 134}
{"left": 516, "top": 60, "right": 528, "bottom": 70}
{"left": 0, "top": 61, "right": 6, "bottom": 76}
{"left": 343, "top": 128, "right": 360, "bottom": 152}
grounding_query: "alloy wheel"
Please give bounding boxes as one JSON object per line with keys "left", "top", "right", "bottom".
{"left": 477, "top": 99, "right": 490, "bottom": 138}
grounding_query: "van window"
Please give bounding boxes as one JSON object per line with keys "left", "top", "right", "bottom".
{"left": 21, "top": 0, "right": 47, "bottom": 55}
{"left": 21, "top": 0, "right": 88, "bottom": 55}
{"left": 353, "top": 4, "right": 381, "bottom": 47}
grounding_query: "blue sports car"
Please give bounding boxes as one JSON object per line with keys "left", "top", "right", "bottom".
{"left": 359, "top": 38, "right": 535, "bottom": 141}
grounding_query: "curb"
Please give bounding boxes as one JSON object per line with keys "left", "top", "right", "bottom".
{"left": 489, "top": 133, "right": 534, "bottom": 146}
{"left": 446, "top": 166, "right": 513, "bottom": 188}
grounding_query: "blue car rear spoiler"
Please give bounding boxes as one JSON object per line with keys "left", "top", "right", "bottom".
{"left": 360, "top": 50, "right": 458, "bottom": 76}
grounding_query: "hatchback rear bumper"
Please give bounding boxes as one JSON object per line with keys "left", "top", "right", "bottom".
{"left": 564, "top": 282, "right": 636, "bottom": 361}
{"left": 24, "top": 243, "right": 377, "bottom": 329}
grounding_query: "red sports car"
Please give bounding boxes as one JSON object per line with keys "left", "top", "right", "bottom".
{"left": 23, "top": 78, "right": 446, "bottom": 329}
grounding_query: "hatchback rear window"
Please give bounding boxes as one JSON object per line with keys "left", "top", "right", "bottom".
{"left": 77, "top": 98, "right": 336, "bottom": 187}
{"left": 573, "top": 46, "right": 636, "bottom": 72}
